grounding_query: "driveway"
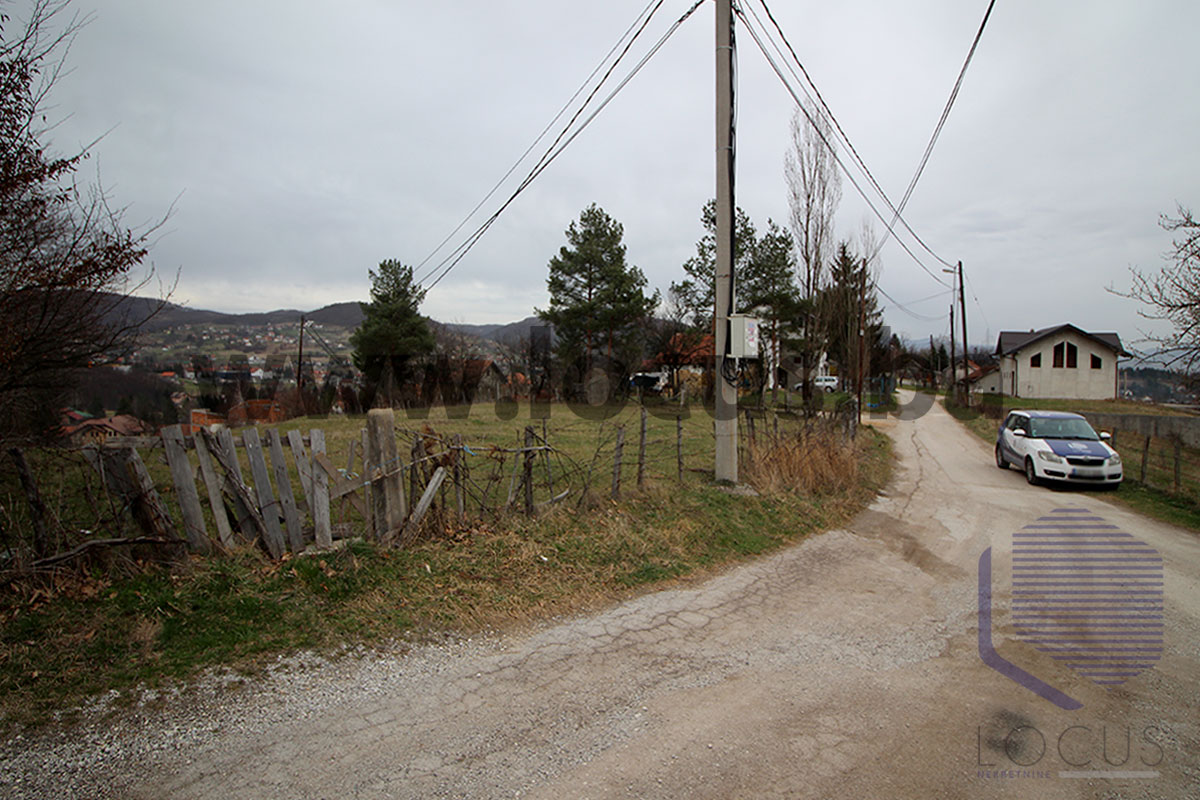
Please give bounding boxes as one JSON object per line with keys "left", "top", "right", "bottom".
{"left": 3, "top": 390, "right": 1197, "bottom": 798}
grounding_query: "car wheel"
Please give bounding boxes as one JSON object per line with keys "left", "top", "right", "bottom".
{"left": 1024, "top": 457, "right": 1039, "bottom": 486}
{"left": 995, "top": 445, "right": 1008, "bottom": 470}
{"left": 824, "top": 386, "right": 834, "bottom": 394}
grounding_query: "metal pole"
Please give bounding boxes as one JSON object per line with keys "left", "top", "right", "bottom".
{"left": 714, "top": 0, "right": 737, "bottom": 483}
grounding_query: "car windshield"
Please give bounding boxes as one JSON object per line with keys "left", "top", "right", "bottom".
{"left": 1028, "top": 417, "right": 1099, "bottom": 440}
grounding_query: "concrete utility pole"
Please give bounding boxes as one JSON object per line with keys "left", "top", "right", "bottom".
{"left": 714, "top": 0, "right": 737, "bottom": 483}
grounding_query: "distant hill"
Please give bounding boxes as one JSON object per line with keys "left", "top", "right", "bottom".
{"left": 116, "top": 294, "right": 541, "bottom": 347}
{"left": 443, "top": 316, "right": 548, "bottom": 346}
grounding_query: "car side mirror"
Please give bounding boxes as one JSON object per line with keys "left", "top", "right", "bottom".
{"left": 1100, "top": 431, "right": 1111, "bottom": 441}
{"left": 1012, "top": 429, "right": 1026, "bottom": 437}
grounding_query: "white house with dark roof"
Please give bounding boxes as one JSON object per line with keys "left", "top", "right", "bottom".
{"left": 994, "top": 324, "right": 1130, "bottom": 399}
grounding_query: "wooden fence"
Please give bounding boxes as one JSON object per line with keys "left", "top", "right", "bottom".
{"left": 2, "top": 405, "right": 855, "bottom": 569}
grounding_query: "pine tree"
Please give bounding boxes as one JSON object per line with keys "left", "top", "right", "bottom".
{"left": 669, "top": 200, "right": 759, "bottom": 331}
{"left": 350, "top": 260, "right": 435, "bottom": 399}
{"left": 536, "top": 204, "right": 659, "bottom": 383}
{"left": 821, "top": 242, "right": 882, "bottom": 392}
{"left": 741, "top": 220, "right": 798, "bottom": 399}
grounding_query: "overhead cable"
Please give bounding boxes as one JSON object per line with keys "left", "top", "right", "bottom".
{"left": 420, "top": 0, "right": 706, "bottom": 292}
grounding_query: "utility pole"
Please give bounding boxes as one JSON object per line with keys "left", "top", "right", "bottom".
{"left": 297, "top": 315, "right": 306, "bottom": 414}
{"left": 714, "top": 0, "right": 737, "bottom": 483}
{"left": 857, "top": 263, "right": 866, "bottom": 423}
{"left": 958, "top": 261, "right": 968, "bottom": 404}
{"left": 948, "top": 303, "right": 956, "bottom": 403}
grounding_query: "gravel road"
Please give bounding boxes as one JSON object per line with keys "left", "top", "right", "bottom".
{"left": 2, "top": 391, "right": 1197, "bottom": 798}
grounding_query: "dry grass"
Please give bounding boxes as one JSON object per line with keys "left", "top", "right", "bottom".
{"left": 744, "top": 431, "right": 861, "bottom": 497}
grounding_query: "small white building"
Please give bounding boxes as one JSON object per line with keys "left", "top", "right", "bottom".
{"left": 994, "top": 324, "right": 1129, "bottom": 399}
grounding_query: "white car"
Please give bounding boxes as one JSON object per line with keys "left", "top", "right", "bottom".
{"left": 995, "top": 410, "right": 1122, "bottom": 487}
{"left": 793, "top": 376, "right": 839, "bottom": 393}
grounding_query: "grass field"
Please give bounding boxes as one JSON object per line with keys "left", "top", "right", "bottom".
{"left": 0, "top": 402, "right": 892, "bottom": 730}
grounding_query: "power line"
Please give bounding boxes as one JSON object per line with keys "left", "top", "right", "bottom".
{"left": 736, "top": 6, "right": 952, "bottom": 290}
{"left": 413, "top": 0, "right": 664, "bottom": 278}
{"left": 877, "top": 284, "right": 950, "bottom": 322}
{"left": 963, "top": 269, "right": 992, "bottom": 341}
{"left": 743, "top": 0, "right": 959, "bottom": 277}
{"left": 419, "top": 0, "right": 706, "bottom": 293}
{"left": 878, "top": 0, "right": 998, "bottom": 258}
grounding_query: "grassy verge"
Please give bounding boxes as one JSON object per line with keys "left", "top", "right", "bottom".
{"left": 0, "top": 425, "right": 892, "bottom": 731}
{"left": 940, "top": 397, "right": 1200, "bottom": 533}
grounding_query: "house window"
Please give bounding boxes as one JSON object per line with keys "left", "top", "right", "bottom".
{"left": 1091, "top": 354, "right": 1102, "bottom": 369}
{"left": 1053, "top": 342, "right": 1064, "bottom": 368}
{"left": 1030, "top": 353, "right": 1041, "bottom": 368}
{"left": 1067, "top": 343, "right": 1077, "bottom": 368}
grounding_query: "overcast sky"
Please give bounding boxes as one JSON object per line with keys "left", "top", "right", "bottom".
{"left": 34, "top": 0, "right": 1200, "bottom": 353}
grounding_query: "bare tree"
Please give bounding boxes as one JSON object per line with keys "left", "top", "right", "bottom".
{"left": 785, "top": 101, "right": 841, "bottom": 410}
{"left": 0, "top": 0, "right": 164, "bottom": 441}
{"left": 1116, "top": 205, "right": 1200, "bottom": 377}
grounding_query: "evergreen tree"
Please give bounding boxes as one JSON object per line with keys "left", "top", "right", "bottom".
{"left": 741, "top": 220, "right": 799, "bottom": 399}
{"left": 670, "top": 200, "right": 759, "bottom": 331}
{"left": 350, "top": 260, "right": 435, "bottom": 399}
{"left": 536, "top": 204, "right": 659, "bottom": 383}
{"left": 821, "top": 242, "right": 882, "bottom": 394}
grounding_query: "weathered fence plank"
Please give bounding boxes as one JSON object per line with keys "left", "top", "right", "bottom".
{"left": 192, "top": 427, "right": 234, "bottom": 548}
{"left": 313, "top": 452, "right": 368, "bottom": 520}
{"left": 367, "top": 409, "right": 406, "bottom": 540}
{"left": 267, "top": 429, "right": 305, "bottom": 554}
{"left": 390, "top": 466, "right": 447, "bottom": 545}
{"left": 217, "top": 428, "right": 244, "bottom": 484}
{"left": 199, "top": 429, "right": 263, "bottom": 546}
{"left": 161, "top": 425, "right": 211, "bottom": 553}
{"left": 126, "top": 448, "right": 180, "bottom": 543}
{"left": 83, "top": 446, "right": 179, "bottom": 544}
{"left": 286, "top": 429, "right": 314, "bottom": 512}
{"left": 242, "top": 428, "right": 286, "bottom": 559}
{"left": 309, "top": 429, "right": 333, "bottom": 548}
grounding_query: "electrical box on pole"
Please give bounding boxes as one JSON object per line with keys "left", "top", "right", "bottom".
{"left": 728, "top": 314, "right": 759, "bottom": 359}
